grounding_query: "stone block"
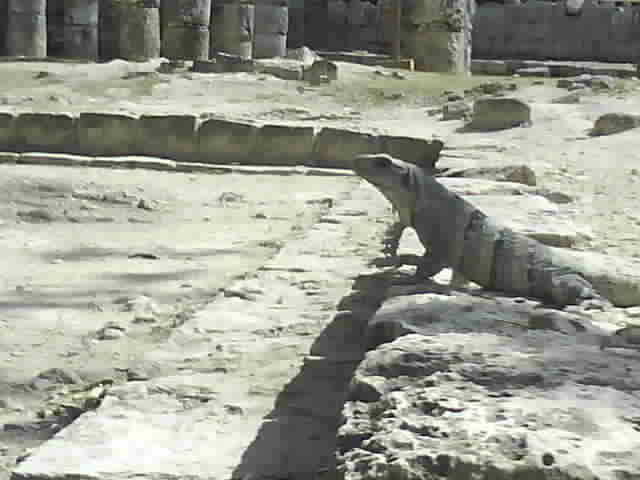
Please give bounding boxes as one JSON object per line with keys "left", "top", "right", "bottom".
{"left": 252, "top": 124, "right": 314, "bottom": 165}
{"left": 303, "top": 60, "right": 338, "bottom": 84}
{"left": 440, "top": 165, "right": 537, "bottom": 186}
{"left": 515, "top": 67, "right": 550, "bottom": 77}
{"left": 470, "top": 59, "right": 511, "bottom": 76}
{"left": 192, "top": 59, "right": 224, "bottom": 73}
{"left": 470, "top": 97, "right": 531, "bottom": 131}
{"left": 13, "top": 113, "right": 76, "bottom": 153}
{"left": 591, "top": 113, "right": 640, "bottom": 137}
{"left": 213, "top": 52, "right": 255, "bottom": 73}
{"left": 0, "top": 152, "right": 19, "bottom": 164}
{"left": 77, "top": 113, "right": 139, "bottom": 156}
{"left": 18, "top": 153, "right": 91, "bottom": 167}
{"left": 90, "top": 156, "right": 177, "bottom": 171}
{"left": 198, "top": 118, "right": 258, "bottom": 164}
{"left": 0, "top": 113, "right": 15, "bottom": 150}
{"left": 138, "top": 114, "right": 198, "bottom": 162}
{"left": 380, "top": 136, "right": 443, "bottom": 170}
{"left": 442, "top": 101, "right": 471, "bottom": 121}
{"left": 552, "top": 90, "right": 586, "bottom": 104}
{"left": 255, "top": 59, "right": 303, "bottom": 80}
{"left": 313, "top": 128, "right": 380, "bottom": 169}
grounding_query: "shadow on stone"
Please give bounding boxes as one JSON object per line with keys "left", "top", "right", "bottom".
{"left": 231, "top": 270, "right": 393, "bottom": 480}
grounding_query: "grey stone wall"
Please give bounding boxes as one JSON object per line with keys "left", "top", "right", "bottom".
{"left": 473, "top": 0, "right": 640, "bottom": 63}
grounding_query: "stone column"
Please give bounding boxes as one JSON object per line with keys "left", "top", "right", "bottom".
{"left": 0, "top": 0, "right": 8, "bottom": 55}
{"left": 254, "top": 0, "right": 288, "bottom": 58}
{"left": 6, "top": 0, "right": 47, "bottom": 57}
{"left": 47, "top": 0, "right": 65, "bottom": 57}
{"left": 304, "top": 0, "right": 328, "bottom": 49}
{"left": 213, "top": 0, "right": 255, "bottom": 58}
{"left": 402, "top": 0, "right": 474, "bottom": 74}
{"left": 100, "top": 0, "right": 161, "bottom": 61}
{"left": 286, "top": 0, "right": 304, "bottom": 48}
{"left": 64, "top": 0, "right": 99, "bottom": 59}
{"left": 161, "top": 0, "right": 212, "bottom": 60}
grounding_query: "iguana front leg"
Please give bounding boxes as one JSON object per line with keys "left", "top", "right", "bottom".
{"left": 382, "top": 220, "right": 406, "bottom": 257}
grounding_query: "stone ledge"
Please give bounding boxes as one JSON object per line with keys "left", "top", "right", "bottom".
{"left": 0, "top": 152, "right": 358, "bottom": 177}
{"left": 0, "top": 112, "right": 443, "bottom": 171}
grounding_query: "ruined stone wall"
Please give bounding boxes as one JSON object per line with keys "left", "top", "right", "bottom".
{"left": 473, "top": 0, "right": 640, "bottom": 62}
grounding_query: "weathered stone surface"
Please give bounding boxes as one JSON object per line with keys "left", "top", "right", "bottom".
{"left": 591, "top": 113, "right": 640, "bottom": 136}
{"left": 590, "top": 75, "right": 616, "bottom": 90}
{"left": 470, "top": 59, "right": 510, "bottom": 76}
{"left": 470, "top": 97, "right": 532, "bottom": 131}
{"left": 304, "top": 59, "right": 338, "bottom": 84}
{"left": 515, "top": 66, "right": 550, "bottom": 77}
{"left": 551, "top": 249, "right": 640, "bottom": 307}
{"left": 379, "top": 136, "right": 443, "bottom": 170}
{"left": 77, "top": 113, "right": 139, "bottom": 156}
{"left": 211, "top": 53, "right": 255, "bottom": 73}
{"left": 255, "top": 58, "right": 304, "bottom": 81}
{"left": 13, "top": 113, "right": 76, "bottom": 153}
{"left": 252, "top": 124, "right": 314, "bottom": 166}
{"left": 89, "top": 156, "right": 176, "bottom": 171}
{"left": 440, "top": 164, "right": 536, "bottom": 186}
{"left": 365, "top": 291, "right": 606, "bottom": 349}
{"left": 565, "top": 0, "right": 585, "bottom": 15}
{"left": 0, "top": 112, "right": 15, "bottom": 150}
{"left": 558, "top": 74, "right": 616, "bottom": 90}
{"left": 439, "top": 178, "right": 537, "bottom": 196}
{"left": 285, "top": 46, "right": 319, "bottom": 66}
{"left": 138, "top": 114, "right": 198, "bottom": 162}
{"left": 556, "top": 78, "right": 576, "bottom": 89}
{"left": 198, "top": 118, "right": 259, "bottom": 164}
{"left": 11, "top": 181, "right": 391, "bottom": 480}
{"left": 469, "top": 194, "right": 588, "bottom": 248}
{"left": 470, "top": 81, "right": 517, "bottom": 96}
{"left": 0, "top": 151, "right": 19, "bottom": 164}
{"left": 441, "top": 100, "right": 471, "bottom": 121}
{"left": 11, "top": 375, "right": 259, "bottom": 480}
{"left": 551, "top": 90, "right": 587, "bottom": 104}
{"left": 313, "top": 128, "right": 380, "bottom": 169}
{"left": 338, "top": 292, "right": 640, "bottom": 480}
{"left": 17, "top": 153, "right": 91, "bottom": 167}
{"left": 191, "top": 59, "right": 224, "bottom": 73}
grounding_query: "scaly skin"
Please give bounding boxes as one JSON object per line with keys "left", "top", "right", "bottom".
{"left": 353, "top": 153, "right": 611, "bottom": 309}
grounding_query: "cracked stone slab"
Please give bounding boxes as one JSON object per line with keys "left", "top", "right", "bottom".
{"left": 11, "top": 182, "right": 392, "bottom": 480}
{"left": 338, "top": 290, "right": 640, "bottom": 480}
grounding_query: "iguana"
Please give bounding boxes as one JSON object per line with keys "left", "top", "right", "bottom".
{"left": 353, "top": 153, "right": 612, "bottom": 310}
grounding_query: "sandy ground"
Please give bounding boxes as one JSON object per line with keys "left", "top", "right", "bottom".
{"left": 0, "top": 58, "right": 638, "bottom": 259}
{"left": 0, "top": 57, "right": 639, "bottom": 478}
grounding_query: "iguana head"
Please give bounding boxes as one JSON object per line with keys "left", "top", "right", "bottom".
{"left": 352, "top": 153, "right": 423, "bottom": 227}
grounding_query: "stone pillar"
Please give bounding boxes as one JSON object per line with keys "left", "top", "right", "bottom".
{"left": 100, "top": 0, "right": 161, "bottom": 61}
{"left": 6, "top": 0, "right": 47, "bottom": 57}
{"left": 47, "top": 0, "right": 65, "bottom": 57}
{"left": 287, "top": 0, "right": 304, "bottom": 48}
{"left": 213, "top": 0, "right": 255, "bottom": 58}
{"left": 64, "top": 0, "right": 99, "bottom": 59}
{"left": 327, "top": 0, "right": 347, "bottom": 51}
{"left": 346, "top": 0, "right": 365, "bottom": 50}
{"left": 0, "top": 0, "right": 7, "bottom": 55}
{"left": 161, "top": 0, "right": 212, "bottom": 60}
{"left": 304, "top": 0, "right": 328, "bottom": 49}
{"left": 254, "top": 0, "right": 288, "bottom": 58}
{"left": 402, "top": 0, "right": 474, "bottom": 73}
